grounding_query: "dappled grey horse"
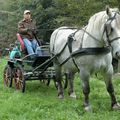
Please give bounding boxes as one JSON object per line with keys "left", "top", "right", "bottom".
{"left": 50, "top": 7, "right": 120, "bottom": 111}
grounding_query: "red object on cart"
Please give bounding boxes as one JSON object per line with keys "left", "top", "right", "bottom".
{"left": 16, "top": 33, "right": 25, "bottom": 51}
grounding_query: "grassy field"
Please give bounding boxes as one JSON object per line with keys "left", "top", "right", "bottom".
{"left": 0, "top": 58, "right": 120, "bottom": 120}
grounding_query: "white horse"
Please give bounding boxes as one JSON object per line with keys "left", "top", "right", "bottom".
{"left": 50, "top": 7, "right": 120, "bottom": 111}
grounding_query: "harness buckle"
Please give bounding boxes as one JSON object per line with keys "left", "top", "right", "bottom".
{"left": 68, "top": 33, "right": 76, "bottom": 41}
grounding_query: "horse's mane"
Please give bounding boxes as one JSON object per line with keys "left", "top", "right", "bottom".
{"left": 87, "top": 8, "right": 120, "bottom": 33}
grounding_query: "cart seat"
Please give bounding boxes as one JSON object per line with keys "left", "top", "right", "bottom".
{"left": 16, "top": 33, "right": 50, "bottom": 57}
{"left": 16, "top": 33, "right": 25, "bottom": 51}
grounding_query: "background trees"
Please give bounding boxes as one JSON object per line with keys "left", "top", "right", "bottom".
{"left": 0, "top": 0, "right": 119, "bottom": 48}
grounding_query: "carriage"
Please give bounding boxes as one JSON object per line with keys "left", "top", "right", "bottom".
{"left": 3, "top": 33, "right": 67, "bottom": 92}
{"left": 3, "top": 6, "right": 120, "bottom": 110}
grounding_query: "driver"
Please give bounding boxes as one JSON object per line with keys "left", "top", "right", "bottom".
{"left": 18, "top": 10, "right": 42, "bottom": 56}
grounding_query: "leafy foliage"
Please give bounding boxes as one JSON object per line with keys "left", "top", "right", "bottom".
{"left": 0, "top": 0, "right": 119, "bottom": 47}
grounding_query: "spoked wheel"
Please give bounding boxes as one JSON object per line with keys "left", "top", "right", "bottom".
{"left": 3, "top": 65, "right": 13, "bottom": 87}
{"left": 41, "top": 79, "right": 50, "bottom": 86}
{"left": 14, "top": 65, "right": 25, "bottom": 92}
{"left": 44, "top": 79, "right": 50, "bottom": 86}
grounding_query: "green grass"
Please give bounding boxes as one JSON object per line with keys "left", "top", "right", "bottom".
{"left": 0, "top": 58, "right": 120, "bottom": 120}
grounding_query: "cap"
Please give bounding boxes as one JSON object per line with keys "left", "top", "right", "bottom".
{"left": 24, "top": 10, "right": 31, "bottom": 15}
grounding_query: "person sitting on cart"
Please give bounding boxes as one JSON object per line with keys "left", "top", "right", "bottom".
{"left": 18, "top": 10, "right": 42, "bottom": 56}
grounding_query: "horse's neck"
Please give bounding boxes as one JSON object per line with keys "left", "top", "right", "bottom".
{"left": 81, "top": 22, "right": 104, "bottom": 48}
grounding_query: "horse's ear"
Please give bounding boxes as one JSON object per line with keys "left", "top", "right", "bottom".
{"left": 106, "top": 5, "right": 112, "bottom": 17}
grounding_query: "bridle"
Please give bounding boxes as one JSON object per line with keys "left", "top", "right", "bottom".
{"left": 103, "top": 12, "right": 120, "bottom": 47}
{"left": 76, "top": 11, "right": 120, "bottom": 48}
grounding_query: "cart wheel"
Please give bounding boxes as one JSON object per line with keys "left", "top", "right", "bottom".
{"left": 3, "top": 65, "right": 13, "bottom": 87}
{"left": 14, "top": 65, "right": 25, "bottom": 92}
{"left": 42, "top": 79, "right": 50, "bottom": 86}
{"left": 45, "top": 79, "right": 50, "bottom": 86}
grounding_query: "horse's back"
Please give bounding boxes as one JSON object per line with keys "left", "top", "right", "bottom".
{"left": 50, "top": 27, "right": 77, "bottom": 54}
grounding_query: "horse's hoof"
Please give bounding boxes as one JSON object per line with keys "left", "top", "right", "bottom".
{"left": 84, "top": 105, "right": 92, "bottom": 112}
{"left": 58, "top": 94, "right": 64, "bottom": 99}
{"left": 69, "top": 92, "right": 76, "bottom": 99}
{"left": 112, "top": 103, "right": 120, "bottom": 110}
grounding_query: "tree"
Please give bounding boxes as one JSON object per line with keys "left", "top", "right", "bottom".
{"left": 0, "top": 0, "right": 119, "bottom": 48}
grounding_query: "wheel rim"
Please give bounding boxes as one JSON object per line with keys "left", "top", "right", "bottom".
{"left": 4, "top": 66, "right": 12, "bottom": 87}
{"left": 14, "top": 66, "right": 24, "bottom": 91}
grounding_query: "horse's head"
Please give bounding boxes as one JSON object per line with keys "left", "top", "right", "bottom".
{"left": 86, "top": 6, "right": 120, "bottom": 59}
{"left": 103, "top": 6, "right": 120, "bottom": 59}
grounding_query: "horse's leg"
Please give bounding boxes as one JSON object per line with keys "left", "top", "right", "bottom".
{"left": 80, "top": 68, "right": 91, "bottom": 111}
{"left": 104, "top": 66, "right": 120, "bottom": 110}
{"left": 67, "top": 72, "right": 76, "bottom": 98}
{"left": 54, "top": 63, "right": 64, "bottom": 99}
